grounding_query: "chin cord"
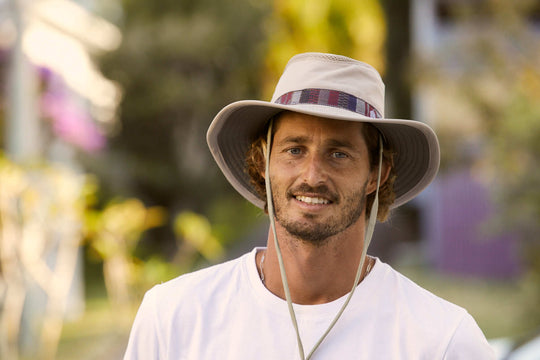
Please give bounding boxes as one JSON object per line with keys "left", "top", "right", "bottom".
{"left": 264, "top": 120, "right": 384, "bottom": 360}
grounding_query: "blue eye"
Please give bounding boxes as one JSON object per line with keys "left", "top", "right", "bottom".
{"left": 332, "top": 152, "right": 347, "bottom": 158}
{"left": 287, "top": 148, "right": 302, "bottom": 155}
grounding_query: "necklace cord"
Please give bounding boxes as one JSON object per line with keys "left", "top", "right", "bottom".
{"left": 264, "top": 122, "right": 384, "bottom": 360}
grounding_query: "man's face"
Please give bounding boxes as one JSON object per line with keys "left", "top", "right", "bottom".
{"left": 268, "top": 112, "right": 376, "bottom": 245}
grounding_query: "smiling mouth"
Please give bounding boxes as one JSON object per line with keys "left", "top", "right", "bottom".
{"left": 294, "top": 195, "right": 331, "bottom": 205}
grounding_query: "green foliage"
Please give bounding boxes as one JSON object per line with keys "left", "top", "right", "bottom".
{"left": 94, "top": 0, "right": 272, "bottom": 214}
{"left": 86, "top": 0, "right": 274, "bottom": 262}
{"left": 84, "top": 196, "right": 167, "bottom": 305}
{"left": 174, "top": 211, "right": 224, "bottom": 261}
{"left": 0, "top": 154, "right": 92, "bottom": 359}
{"left": 85, "top": 198, "right": 166, "bottom": 259}
{"left": 417, "top": 0, "right": 540, "bottom": 327}
{"left": 91, "top": 0, "right": 387, "bottom": 264}
{"left": 207, "top": 195, "right": 264, "bottom": 246}
{"left": 131, "top": 256, "right": 181, "bottom": 297}
{"left": 263, "top": 0, "right": 386, "bottom": 96}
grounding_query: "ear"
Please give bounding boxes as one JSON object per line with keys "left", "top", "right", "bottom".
{"left": 366, "top": 162, "right": 391, "bottom": 195}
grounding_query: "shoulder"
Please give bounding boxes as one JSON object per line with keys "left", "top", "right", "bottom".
{"left": 369, "top": 261, "right": 494, "bottom": 358}
{"left": 374, "top": 261, "right": 467, "bottom": 319}
{"left": 123, "top": 251, "right": 256, "bottom": 359}
{"left": 127, "top": 252, "right": 254, "bottom": 342}
{"left": 444, "top": 312, "right": 496, "bottom": 359}
{"left": 148, "top": 251, "right": 251, "bottom": 305}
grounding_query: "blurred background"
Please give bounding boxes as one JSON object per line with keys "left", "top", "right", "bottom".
{"left": 1, "top": 0, "right": 539, "bottom": 359}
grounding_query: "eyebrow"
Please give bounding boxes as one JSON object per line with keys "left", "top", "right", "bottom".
{"left": 277, "top": 135, "right": 356, "bottom": 150}
{"left": 326, "top": 138, "right": 355, "bottom": 149}
{"left": 277, "top": 135, "right": 309, "bottom": 145}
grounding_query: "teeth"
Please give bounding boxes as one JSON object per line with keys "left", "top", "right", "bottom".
{"left": 296, "top": 196, "right": 330, "bottom": 205}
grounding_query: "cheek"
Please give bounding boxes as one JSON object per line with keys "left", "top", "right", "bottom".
{"left": 268, "top": 163, "right": 295, "bottom": 184}
{"left": 268, "top": 153, "right": 297, "bottom": 174}
{"left": 268, "top": 162, "right": 303, "bottom": 194}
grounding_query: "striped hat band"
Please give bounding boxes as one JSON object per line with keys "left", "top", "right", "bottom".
{"left": 274, "top": 88, "right": 382, "bottom": 119}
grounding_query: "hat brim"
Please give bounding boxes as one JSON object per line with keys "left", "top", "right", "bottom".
{"left": 207, "top": 100, "right": 440, "bottom": 209}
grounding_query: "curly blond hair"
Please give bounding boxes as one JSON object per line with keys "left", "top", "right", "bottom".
{"left": 245, "top": 115, "right": 396, "bottom": 222}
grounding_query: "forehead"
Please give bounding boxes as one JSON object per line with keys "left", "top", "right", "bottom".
{"left": 273, "top": 111, "right": 365, "bottom": 142}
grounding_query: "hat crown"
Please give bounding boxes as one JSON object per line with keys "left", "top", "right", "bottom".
{"left": 271, "top": 53, "right": 385, "bottom": 117}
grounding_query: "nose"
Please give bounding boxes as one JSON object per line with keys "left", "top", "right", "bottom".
{"left": 301, "top": 153, "right": 328, "bottom": 186}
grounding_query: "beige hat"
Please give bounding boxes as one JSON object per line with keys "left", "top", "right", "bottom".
{"left": 207, "top": 52, "right": 440, "bottom": 209}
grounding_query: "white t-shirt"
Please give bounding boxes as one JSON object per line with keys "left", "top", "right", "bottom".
{"left": 124, "top": 248, "right": 495, "bottom": 359}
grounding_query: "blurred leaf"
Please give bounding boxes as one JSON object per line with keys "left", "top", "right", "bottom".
{"left": 174, "top": 211, "right": 224, "bottom": 261}
{"left": 86, "top": 198, "right": 167, "bottom": 258}
{"left": 264, "top": 0, "right": 385, "bottom": 97}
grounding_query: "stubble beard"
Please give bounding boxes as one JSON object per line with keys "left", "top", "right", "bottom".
{"left": 272, "top": 181, "right": 368, "bottom": 247}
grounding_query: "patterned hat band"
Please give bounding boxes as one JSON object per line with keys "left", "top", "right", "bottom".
{"left": 274, "top": 88, "right": 382, "bottom": 119}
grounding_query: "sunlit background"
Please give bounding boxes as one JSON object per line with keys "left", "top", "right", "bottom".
{"left": 1, "top": 0, "right": 540, "bottom": 359}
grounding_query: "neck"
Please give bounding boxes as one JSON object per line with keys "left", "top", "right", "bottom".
{"left": 258, "top": 219, "right": 372, "bottom": 305}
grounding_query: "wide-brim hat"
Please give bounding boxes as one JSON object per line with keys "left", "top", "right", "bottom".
{"left": 207, "top": 52, "right": 440, "bottom": 209}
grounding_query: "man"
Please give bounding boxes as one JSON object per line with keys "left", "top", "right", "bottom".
{"left": 124, "top": 53, "right": 495, "bottom": 359}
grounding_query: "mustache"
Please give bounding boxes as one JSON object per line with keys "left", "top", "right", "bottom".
{"left": 287, "top": 183, "right": 339, "bottom": 203}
